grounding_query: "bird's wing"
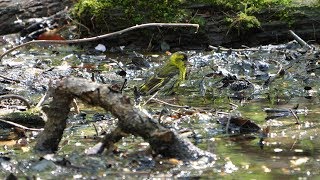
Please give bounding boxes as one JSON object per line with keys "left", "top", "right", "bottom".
{"left": 156, "top": 63, "right": 180, "bottom": 78}
{"left": 139, "top": 63, "right": 180, "bottom": 95}
{"left": 140, "top": 75, "right": 166, "bottom": 95}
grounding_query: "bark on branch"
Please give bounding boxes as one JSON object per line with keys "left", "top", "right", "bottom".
{"left": 35, "top": 77, "right": 215, "bottom": 161}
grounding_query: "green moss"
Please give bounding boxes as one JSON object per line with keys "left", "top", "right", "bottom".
{"left": 4, "top": 108, "right": 45, "bottom": 128}
{"left": 71, "top": 0, "right": 312, "bottom": 36}
{"left": 226, "top": 12, "right": 261, "bottom": 34}
{"left": 72, "top": 0, "right": 189, "bottom": 35}
{"left": 189, "top": 0, "right": 292, "bottom": 31}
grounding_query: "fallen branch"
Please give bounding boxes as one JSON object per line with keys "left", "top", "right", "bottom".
{"left": 0, "top": 94, "right": 31, "bottom": 109}
{"left": 0, "top": 119, "right": 43, "bottom": 131}
{"left": 208, "top": 45, "right": 261, "bottom": 52}
{"left": 289, "top": 30, "right": 312, "bottom": 49}
{"left": 35, "top": 77, "right": 215, "bottom": 161}
{"left": 0, "top": 23, "right": 199, "bottom": 61}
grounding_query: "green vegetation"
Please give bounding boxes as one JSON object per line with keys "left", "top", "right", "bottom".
{"left": 72, "top": 0, "right": 313, "bottom": 35}
{"left": 72, "top": 0, "right": 189, "bottom": 35}
{"left": 192, "top": 0, "right": 292, "bottom": 32}
{"left": 4, "top": 108, "right": 45, "bottom": 128}
{"left": 225, "top": 12, "right": 261, "bottom": 34}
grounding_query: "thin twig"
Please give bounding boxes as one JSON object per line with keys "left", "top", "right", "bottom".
{"left": 208, "top": 45, "right": 261, "bottom": 52}
{"left": 72, "top": 99, "right": 80, "bottom": 114}
{"left": 0, "top": 74, "right": 20, "bottom": 83}
{"left": 226, "top": 114, "right": 231, "bottom": 134}
{"left": 289, "top": 139, "right": 297, "bottom": 151}
{"left": 289, "top": 109, "right": 300, "bottom": 124}
{"left": 143, "top": 91, "right": 159, "bottom": 106}
{"left": 108, "top": 58, "right": 126, "bottom": 72}
{"left": 272, "top": 59, "right": 284, "bottom": 77}
{"left": 150, "top": 98, "right": 190, "bottom": 108}
{"left": 157, "top": 107, "right": 169, "bottom": 124}
{"left": 66, "top": 14, "right": 91, "bottom": 35}
{"left": 36, "top": 92, "right": 48, "bottom": 108}
{"left": 0, "top": 118, "right": 43, "bottom": 131}
{"left": 0, "top": 23, "right": 199, "bottom": 61}
{"left": 92, "top": 123, "right": 99, "bottom": 136}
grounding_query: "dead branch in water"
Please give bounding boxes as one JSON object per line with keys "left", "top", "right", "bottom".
{"left": 34, "top": 77, "right": 215, "bottom": 161}
{"left": 0, "top": 23, "right": 199, "bottom": 61}
{"left": 289, "top": 30, "right": 312, "bottom": 49}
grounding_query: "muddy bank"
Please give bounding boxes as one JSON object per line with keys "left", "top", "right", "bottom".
{"left": 73, "top": 5, "right": 320, "bottom": 51}
{"left": 126, "top": 7, "right": 320, "bottom": 50}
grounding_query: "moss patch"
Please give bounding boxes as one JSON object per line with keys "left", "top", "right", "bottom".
{"left": 1, "top": 108, "right": 45, "bottom": 128}
{"left": 71, "top": 0, "right": 318, "bottom": 39}
{"left": 72, "top": 0, "right": 189, "bottom": 35}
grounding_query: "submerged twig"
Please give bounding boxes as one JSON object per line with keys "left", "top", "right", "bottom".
{"left": 0, "top": 23, "right": 199, "bottom": 61}
{"left": 151, "top": 98, "right": 190, "bottom": 109}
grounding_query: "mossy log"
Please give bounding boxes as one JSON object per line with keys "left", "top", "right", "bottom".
{"left": 35, "top": 77, "right": 216, "bottom": 161}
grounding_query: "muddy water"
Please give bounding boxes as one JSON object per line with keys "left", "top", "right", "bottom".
{"left": 0, "top": 38, "right": 320, "bottom": 178}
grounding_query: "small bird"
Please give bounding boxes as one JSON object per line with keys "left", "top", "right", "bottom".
{"left": 139, "top": 52, "right": 188, "bottom": 95}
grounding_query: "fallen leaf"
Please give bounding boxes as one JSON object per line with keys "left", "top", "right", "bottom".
{"left": 37, "top": 29, "right": 65, "bottom": 40}
{"left": 167, "top": 158, "right": 182, "bottom": 165}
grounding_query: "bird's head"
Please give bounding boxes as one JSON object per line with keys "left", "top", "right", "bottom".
{"left": 169, "top": 52, "right": 188, "bottom": 69}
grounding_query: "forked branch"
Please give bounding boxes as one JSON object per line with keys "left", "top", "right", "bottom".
{"left": 35, "top": 77, "right": 215, "bottom": 161}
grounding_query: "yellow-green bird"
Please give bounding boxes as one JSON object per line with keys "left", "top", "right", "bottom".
{"left": 139, "top": 52, "right": 188, "bottom": 95}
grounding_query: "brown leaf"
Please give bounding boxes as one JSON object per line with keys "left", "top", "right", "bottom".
{"left": 37, "top": 29, "right": 65, "bottom": 40}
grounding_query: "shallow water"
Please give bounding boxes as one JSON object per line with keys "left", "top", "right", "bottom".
{"left": 0, "top": 36, "right": 320, "bottom": 178}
